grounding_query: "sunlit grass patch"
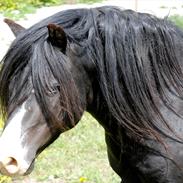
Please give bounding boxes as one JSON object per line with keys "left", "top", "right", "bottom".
{"left": 0, "top": 175, "right": 11, "bottom": 183}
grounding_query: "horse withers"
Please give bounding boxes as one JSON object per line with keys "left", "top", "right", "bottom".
{"left": 1, "top": 6, "right": 183, "bottom": 182}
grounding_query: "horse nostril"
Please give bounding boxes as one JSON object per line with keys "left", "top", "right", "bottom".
{"left": 1, "top": 157, "right": 19, "bottom": 175}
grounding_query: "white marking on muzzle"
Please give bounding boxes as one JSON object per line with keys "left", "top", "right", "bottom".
{"left": 0, "top": 102, "right": 31, "bottom": 175}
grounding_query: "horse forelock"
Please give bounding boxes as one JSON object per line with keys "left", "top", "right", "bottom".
{"left": 1, "top": 6, "right": 183, "bottom": 141}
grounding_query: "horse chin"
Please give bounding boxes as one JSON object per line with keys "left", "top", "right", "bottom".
{"left": 23, "top": 160, "right": 35, "bottom": 176}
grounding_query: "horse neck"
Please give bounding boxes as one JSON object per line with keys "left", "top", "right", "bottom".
{"left": 86, "top": 85, "right": 120, "bottom": 138}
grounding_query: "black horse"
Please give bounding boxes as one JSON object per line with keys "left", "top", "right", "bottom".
{"left": 1, "top": 6, "right": 183, "bottom": 183}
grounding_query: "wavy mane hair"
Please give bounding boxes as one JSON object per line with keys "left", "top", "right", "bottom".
{"left": 1, "top": 6, "right": 183, "bottom": 141}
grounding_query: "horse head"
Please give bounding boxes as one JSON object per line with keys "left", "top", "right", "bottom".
{"left": 0, "top": 19, "right": 92, "bottom": 176}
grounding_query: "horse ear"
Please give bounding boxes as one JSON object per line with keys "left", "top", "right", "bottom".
{"left": 47, "top": 24, "right": 67, "bottom": 53}
{"left": 4, "top": 18, "right": 26, "bottom": 37}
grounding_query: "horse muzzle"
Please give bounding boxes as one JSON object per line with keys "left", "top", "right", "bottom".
{"left": 0, "top": 152, "right": 34, "bottom": 176}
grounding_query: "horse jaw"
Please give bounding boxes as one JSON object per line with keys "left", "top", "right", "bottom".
{"left": 0, "top": 96, "right": 51, "bottom": 176}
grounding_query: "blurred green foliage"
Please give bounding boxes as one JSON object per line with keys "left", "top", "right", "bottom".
{"left": 0, "top": 0, "right": 60, "bottom": 19}
{"left": 0, "top": 0, "right": 64, "bottom": 11}
{"left": 169, "top": 15, "right": 183, "bottom": 28}
{"left": 0, "top": 0, "right": 102, "bottom": 19}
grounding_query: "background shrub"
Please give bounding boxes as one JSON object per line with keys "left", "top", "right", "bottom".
{"left": 169, "top": 15, "right": 183, "bottom": 28}
{"left": 0, "top": 0, "right": 101, "bottom": 19}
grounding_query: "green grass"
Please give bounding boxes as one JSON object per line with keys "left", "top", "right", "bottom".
{"left": 12, "top": 113, "right": 120, "bottom": 183}
{"left": 3, "top": 6, "right": 37, "bottom": 20}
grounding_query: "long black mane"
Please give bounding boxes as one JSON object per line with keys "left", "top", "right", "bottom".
{"left": 1, "top": 6, "right": 183, "bottom": 141}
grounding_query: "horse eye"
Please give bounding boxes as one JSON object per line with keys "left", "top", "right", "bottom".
{"left": 53, "top": 85, "right": 60, "bottom": 92}
{"left": 56, "top": 85, "right": 60, "bottom": 91}
{"left": 49, "top": 85, "right": 60, "bottom": 95}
